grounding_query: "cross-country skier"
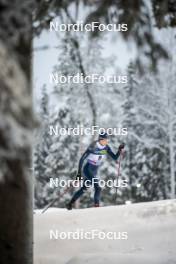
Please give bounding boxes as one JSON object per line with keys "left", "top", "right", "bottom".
{"left": 66, "top": 132, "right": 125, "bottom": 210}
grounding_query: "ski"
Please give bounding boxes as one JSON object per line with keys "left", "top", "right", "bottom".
{"left": 41, "top": 185, "right": 72, "bottom": 214}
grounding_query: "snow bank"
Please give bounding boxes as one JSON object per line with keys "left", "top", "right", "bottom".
{"left": 34, "top": 200, "right": 176, "bottom": 264}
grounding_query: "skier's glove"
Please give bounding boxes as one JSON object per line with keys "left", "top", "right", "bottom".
{"left": 118, "top": 143, "right": 125, "bottom": 152}
{"left": 76, "top": 172, "right": 82, "bottom": 181}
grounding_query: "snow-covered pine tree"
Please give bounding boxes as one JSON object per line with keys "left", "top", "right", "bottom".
{"left": 159, "top": 30, "right": 176, "bottom": 199}
{"left": 44, "top": 105, "right": 80, "bottom": 208}
{"left": 119, "top": 62, "right": 143, "bottom": 203}
{"left": 34, "top": 86, "right": 52, "bottom": 208}
{"left": 135, "top": 72, "right": 170, "bottom": 201}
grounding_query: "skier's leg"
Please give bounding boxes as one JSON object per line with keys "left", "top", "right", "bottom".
{"left": 70, "top": 183, "right": 87, "bottom": 204}
{"left": 66, "top": 163, "right": 92, "bottom": 210}
{"left": 93, "top": 178, "right": 101, "bottom": 206}
{"left": 66, "top": 180, "right": 89, "bottom": 210}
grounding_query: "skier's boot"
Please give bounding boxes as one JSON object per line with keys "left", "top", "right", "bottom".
{"left": 66, "top": 202, "right": 73, "bottom": 210}
{"left": 94, "top": 203, "right": 100, "bottom": 208}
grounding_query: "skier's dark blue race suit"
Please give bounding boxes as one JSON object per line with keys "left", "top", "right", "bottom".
{"left": 70, "top": 141, "right": 120, "bottom": 205}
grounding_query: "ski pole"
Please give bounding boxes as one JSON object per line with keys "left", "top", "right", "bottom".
{"left": 117, "top": 149, "right": 125, "bottom": 177}
{"left": 41, "top": 184, "right": 72, "bottom": 214}
{"left": 114, "top": 148, "right": 125, "bottom": 203}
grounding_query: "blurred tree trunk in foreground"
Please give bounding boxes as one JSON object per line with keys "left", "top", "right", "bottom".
{"left": 0, "top": 1, "right": 34, "bottom": 263}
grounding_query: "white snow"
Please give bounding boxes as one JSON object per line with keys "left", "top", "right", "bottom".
{"left": 34, "top": 200, "right": 176, "bottom": 264}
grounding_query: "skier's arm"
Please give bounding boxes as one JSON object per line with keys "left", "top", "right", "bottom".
{"left": 107, "top": 145, "right": 120, "bottom": 161}
{"left": 77, "top": 149, "right": 90, "bottom": 174}
{"left": 107, "top": 143, "right": 125, "bottom": 161}
{"left": 77, "top": 141, "right": 96, "bottom": 174}
{"left": 77, "top": 142, "right": 96, "bottom": 179}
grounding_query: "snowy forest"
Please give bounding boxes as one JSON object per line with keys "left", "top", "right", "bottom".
{"left": 33, "top": 4, "right": 176, "bottom": 210}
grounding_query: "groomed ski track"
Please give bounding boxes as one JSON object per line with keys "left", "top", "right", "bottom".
{"left": 34, "top": 199, "right": 176, "bottom": 264}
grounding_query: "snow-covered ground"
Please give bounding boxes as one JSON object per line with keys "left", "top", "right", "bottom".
{"left": 34, "top": 200, "right": 176, "bottom": 264}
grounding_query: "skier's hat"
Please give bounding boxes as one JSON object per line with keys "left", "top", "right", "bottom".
{"left": 98, "top": 132, "right": 108, "bottom": 140}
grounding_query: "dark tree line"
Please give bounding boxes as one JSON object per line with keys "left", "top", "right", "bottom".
{"left": 0, "top": 1, "right": 35, "bottom": 263}
{"left": 34, "top": 0, "right": 176, "bottom": 70}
